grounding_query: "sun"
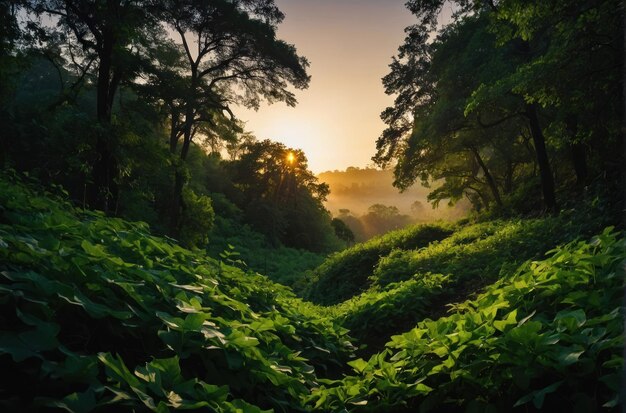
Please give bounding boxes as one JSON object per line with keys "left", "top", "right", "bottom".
{"left": 287, "top": 152, "right": 296, "bottom": 164}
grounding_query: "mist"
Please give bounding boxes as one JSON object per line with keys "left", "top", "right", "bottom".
{"left": 318, "top": 167, "right": 470, "bottom": 241}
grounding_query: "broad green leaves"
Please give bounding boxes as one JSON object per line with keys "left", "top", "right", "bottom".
{"left": 0, "top": 173, "right": 354, "bottom": 412}
{"left": 311, "top": 227, "right": 625, "bottom": 411}
{"left": 1, "top": 172, "right": 623, "bottom": 412}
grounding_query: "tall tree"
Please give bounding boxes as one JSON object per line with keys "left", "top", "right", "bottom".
{"left": 376, "top": 0, "right": 622, "bottom": 213}
{"left": 26, "top": 0, "right": 153, "bottom": 212}
{"left": 467, "top": 0, "right": 623, "bottom": 209}
{"left": 157, "top": 0, "right": 310, "bottom": 237}
{"left": 377, "top": 14, "right": 528, "bottom": 211}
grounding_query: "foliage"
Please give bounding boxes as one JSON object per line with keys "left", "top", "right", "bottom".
{"left": 376, "top": 0, "right": 623, "bottom": 213}
{"left": 305, "top": 223, "right": 454, "bottom": 305}
{"left": 331, "top": 218, "right": 355, "bottom": 245}
{"left": 332, "top": 210, "right": 613, "bottom": 348}
{"left": 150, "top": 0, "right": 311, "bottom": 236}
{"left": 359, "top": 204, "right": 413, "bottom": 238}
{"left": 179, "top": 187, "right": 215, "bottom": 248}
{"left": 0, "top": 172, "right": 355, "bottom": 412}
{"left": 1, "top": 171, "right": 623, "bottom": 412}
{"left": 228, "top": 139, "right": 341, "bottom": 252}
{"left": 207, "top": 215, "right": 326, "bottom": 290}
{"left": 311, "top": 228, "right": 625, "bottom": 411}
{"left": 373, "top": 218, "right": 572, "bottom": 286}
{"left": 1, "top": 0, "right": 624, "bottom": 410}
{"left": 329, "top": 272, "right": 452, "bottom": 353}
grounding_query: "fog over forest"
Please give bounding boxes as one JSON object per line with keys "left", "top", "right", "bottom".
{"left": 318, "top": 167, "right": 469, "bottom": 218}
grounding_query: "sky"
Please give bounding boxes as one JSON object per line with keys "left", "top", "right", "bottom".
{"left": 235, "top": 0, "right": 417, "bottom": 173}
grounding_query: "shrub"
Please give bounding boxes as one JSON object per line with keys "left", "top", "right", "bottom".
{"left": 306, "top": 223, "right": 454, "bottom": 304}
{"left": 179, "top": 187, "right": 215, "bottom": 248}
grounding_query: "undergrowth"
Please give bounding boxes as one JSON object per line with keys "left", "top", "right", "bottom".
{"left": 0, "top": 171, "right": 623, "bottom": 412}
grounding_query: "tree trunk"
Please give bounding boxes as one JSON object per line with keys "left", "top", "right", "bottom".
{"left": 504, "top": 160, "right": 514, "bottom": 194}
{"left": 470, "top": 146, "right": 503, "bottom": 208}
{"left": 565, "top": 115, "right": 588, "bottom": 187}
{"left": 525, "top": 103, "right": 558, "bottom": 213}
{"left": 467, "top": 186, "right": 489, "bottom": 211}
{"left": 88, "top": 26, "right": 119, "bottom": 214}
{"left": 169, "top": 80, "right": 196, "bottom": 237}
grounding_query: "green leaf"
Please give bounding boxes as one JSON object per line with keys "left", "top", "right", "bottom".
{"left": 98, "top": 353, "right": 141, "bottom": 388}
{"left": 80, "top": 240, "right": 107, "bottom": 258}
{"left": 554, "top": 309, "right": 586, "bottom": 331}
{"left": 48, "top": 388, "right": 98, "bottom": 413}
{"left": 514, "top": 381, "right": 563, "bottom": 409}
{"left": 348, "top": 358, "right": 368, "bottom": 373}
{"left": 494, "top": 309, "right": 517, "bottom": 332}
{"left": 555, "top": 346, "right": 585, "bottom": 366}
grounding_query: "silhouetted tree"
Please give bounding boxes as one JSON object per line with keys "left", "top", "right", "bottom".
{"left": 24, "top": 0, "right": 156, "bottom": 212}
{"left": 331, "top": 218, "right": 355, "bottom": 246}
{"left": 229, "top": 139, "right": 338, "bottom": 251}
{"left": 376, "top": 0, "right": 622, "bottom": 214}
{"left": 155, "top": 0, "right": 310, "bottom": 237}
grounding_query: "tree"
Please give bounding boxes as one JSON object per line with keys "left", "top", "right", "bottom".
{"left": 360, "top": 204, "right": 412, "bottom": 238}
{"left": 466, "top": 0, "right": 622, "bottom": 209}
{"left": 228, "top": 139, "right": 338, "bottom": 251}
{"left": 331, "top": 218, "right": 355, "bottom": 246}
{"left": 376, "top": 0, "right": 622, "bottom": 214}
{"left": 25, "top": 0, "right": 154, "bottom": 212}
{"left": 156, "top": 0, "right": 310, "bottom": 237}
{"left": 377, "top": 14, "right": 529, "bottom": 211}
{"left": 494, "top": 0, "right": 623, "bottom": 187}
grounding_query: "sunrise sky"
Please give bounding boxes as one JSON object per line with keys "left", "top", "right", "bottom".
{"left": 235, "top": 0, "right": 417, "bottom": 173}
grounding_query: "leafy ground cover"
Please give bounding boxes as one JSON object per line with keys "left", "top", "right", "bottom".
{"left": 305, "top": 223, "right": 454, "bottom": 305}
{"left": 317, "top": 214, "right": 614, "bottom": 352}
{"left": 206, "top": 216, "right": 326, "bottom": 291}
{"left": 311, "top": 228, "right": 625, "bottom": 411}
{"left": 0, "top": 172, "right": 354, "bottom": 412}
{"left": 0, "top": 172, "right": 623, "bottom": 412}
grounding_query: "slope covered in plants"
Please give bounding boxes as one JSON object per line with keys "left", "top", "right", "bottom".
{"left": 1, "top": 172, "right": 623, "bottom": 413}
{"left": 305, "top": 223, "right": 454, "bottom": 305}
{"left": 0, "top": 172, "right": 355, "bottom": 412}
{"left": 309, "top": 212, "right": 613, "bottom": 352}
{"left": 311, "top": 228, "right": 625, "bottom": 411}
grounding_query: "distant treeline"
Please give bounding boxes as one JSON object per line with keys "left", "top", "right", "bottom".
{"left": 318, "top": 167, "right": 468, "bottom": 241}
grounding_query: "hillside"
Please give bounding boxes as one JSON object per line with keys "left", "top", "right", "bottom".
{"left": 0, "top": 173, "right": 354, "bottom": 411}
{"left": 1, "top": 173, "right": 623, "bottom": 412}
{"left": 2, "top": 0, "right": 624, "bottom": 411}
{"left": 311, "top": 228, "right": 625, "bottom": 411}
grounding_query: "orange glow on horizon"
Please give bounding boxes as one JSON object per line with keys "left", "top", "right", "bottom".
{"left": 236, "top": 0, "right": 423, "bottom": 173}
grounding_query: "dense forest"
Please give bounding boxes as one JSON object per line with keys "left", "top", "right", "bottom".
{"left": 0, "top": 0, "right": 624, "bottom": 412}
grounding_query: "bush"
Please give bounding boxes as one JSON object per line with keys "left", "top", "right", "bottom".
{"left": 179, "top": 187, "right": 215, "bottom": 248}
{"left": 306, "top": 223, "right": 455, "bottom": 305}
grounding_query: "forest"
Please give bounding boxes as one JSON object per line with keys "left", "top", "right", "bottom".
{"left": 0, "top": 0, "right": 624, "bottom": 412}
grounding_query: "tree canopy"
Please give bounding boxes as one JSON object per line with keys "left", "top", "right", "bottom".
{"left": 376, "top": 0, "right": 623, "bottom": 214}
